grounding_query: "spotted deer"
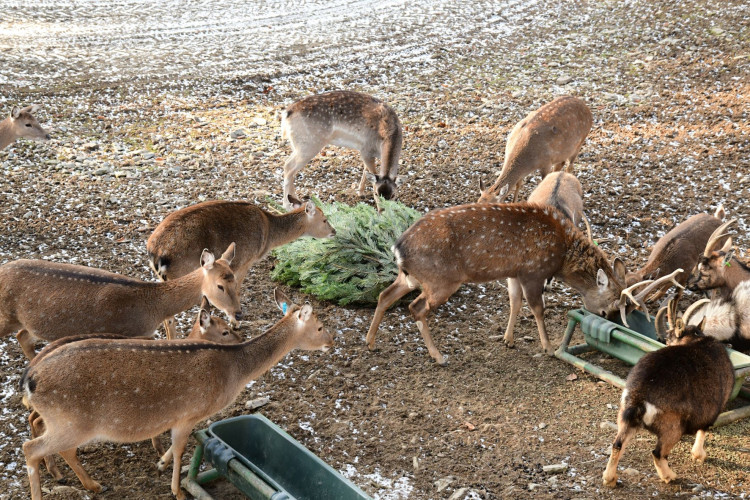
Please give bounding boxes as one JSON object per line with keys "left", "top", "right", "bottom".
{"left": 478, "top": 95, "right": 592, "bottom": 203}
{"left": 21, "top": 289, "right": 332, "bottom": 500}
{"left": 0, "top": 244, "right": 241, "bottom": 359}
{"left": 366, "top": 202, "right": 674, "bottom": 364}
{"left": 526, "top": 171, "right": 592, "bottom": 240}
{"left": 603, "top": 298, "right": 734, "bottom": 487}
{"left": 688, "top": 219, "right": 750, "bottom": 300}
{"left": 625, "top": 206, "right": 726, "bottom": 303}
{"left": 0, "top": 105, "right": 51, "bottom": 150}
{"left": 27, "top": 300, "right": 241, "bottom": 482}
{"left": 280, "top": 90, "right": 403, "bottom": 209}
{"left": 147, "top": 200, "right": 334, "bottom": 337}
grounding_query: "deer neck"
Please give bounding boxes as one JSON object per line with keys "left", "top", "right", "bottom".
{"left": 0, "top": 119, "right": 15, "bottom": 150}
{"left": 265, "top": 209, "right": 306, "bottom": 252}
{"left": 559, "top": 235, "right": 609, "bottom": 293}
{"left": 234, "top": 319, "right": 298, "bottom": 382}
{"left": 148, "top": 268, "right": 203, "bottom": 318}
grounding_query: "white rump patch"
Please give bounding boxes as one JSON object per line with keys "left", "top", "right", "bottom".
{"left": 702, "top": 301, "right": 736, "bottom": 341}
{"left": 643, "top": 402, "right": 661, "bottom": 426}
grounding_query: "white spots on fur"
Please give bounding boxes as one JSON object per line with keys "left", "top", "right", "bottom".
{"left": 643, "top": 402, "right": 660, "bottom": 426}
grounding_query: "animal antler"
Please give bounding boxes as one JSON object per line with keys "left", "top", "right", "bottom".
{"left": 618, "top": 268, "right": 685, "bottom": 326}
{"left": 703, "top": 219, "right": 735, "bottom": 257}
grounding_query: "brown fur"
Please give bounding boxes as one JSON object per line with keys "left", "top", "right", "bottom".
{"left": 21, "top": 290, "right": 332, "bottom": 500}
{"left": 366, "top": 202, "right": 626, "bottom": 364}
{"left": 0, "top": 105, "right": 50, "bottom": 150}
{"left": 281, "top": 90, "right": 403, "bottom": 208}
{"left": 478, "top": 95, "right": 592, "bottom": 203}
{"left": 688, "top": 248, "right": 750, "bottom": 301}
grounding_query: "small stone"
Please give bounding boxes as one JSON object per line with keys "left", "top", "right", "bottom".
{"left": 606, "top": 403, "right": 616, "bottom": 409}
{"left": 230, "top": 128, "right": 247, "bottom": 139}
{"left": 93, "top": 167, "right": 109, "bottom": 175}
{"left": 82, "top": 142, "right": 99, "bottom": 151}
{"left": 435, "top": 476, "right": 455, "bottom": 492}
{"left": 600, "top": 421, "right": 618, "bottom": 431}
{"left": 692, "top": 484, "right": 705, "bottom": 492}
{"left": 449, "top": 487, "right": 469, "bottom": 500}
{"left": 622, "top": 468, "right": 640, "bottom": 477}
{"left": 708, "top": 27, "right": 724, "bottom": 36}
{"left": 522, "top": 336, "right": 534, "bottom": 342}
{"left": 408, "top": 411, "right": 419, "bottom": 419}
{"left": 246, "top": 396, "right": 271, "bottom": 410}
{"left": 527, "top": 483, "right": 542, "bottom": 491}
{"left": 251, "top": 116, "right": 267, "bottom": 126}
{"left": 511, "top": 90, "right": 523, "bottom": 98}
{"left": 539, "top": 422, "right": 547, "bottom": 429}
{"left": 412, "top": 456, "right": 419, "bottom": 471}
{"left": 543, "top": 463, "right": 567, "bottom": 474}
{"left": 142, "top": 152, "right": 156, "bottom": 160}
{"left": 556, "top": 75, "right": 574, "bottom": 85}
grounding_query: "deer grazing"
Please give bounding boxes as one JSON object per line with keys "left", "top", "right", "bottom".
{"left": 280, "top": 90, "right": 403, "bottom": 209}
{"left": 0, "top": 244, "right": 241, "bottom": 359}
{"left": 147, "top": 200, "right": 334, "bottom": 337}
{"left": 526, "top": 171, "right": 592, "bottom": 240}
{"left": 687, "top": 219, "right": 750, "bottom": 300}
{"left": 0, "top": 105, "right": 51, "bottom": 150}
{"left": 625, "top": 206, "right": 726, "bottom": 303}
{"left": 366, "top": 202, "right": 675, "bottom": 364}
{"left": 478, "top": 95, "right": 592, "bottom": 203}
{"left": 27, "top": 301, "right": 242, "bottom": 482}
{"left": 21, "top": 289, "right": 332, "bottom": 500}
{"left": 603, "top": 298, "right": 734, "bottom": 487}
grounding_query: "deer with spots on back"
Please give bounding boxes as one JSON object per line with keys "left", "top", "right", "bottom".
{"left": 366, "top": 202, "right": 679, "bottom": 364}
{"left": 20, "top": 289, "right": 333, "bottom": 500}
{"left": 280, "top": 90, "right": 403, "bottom": 210}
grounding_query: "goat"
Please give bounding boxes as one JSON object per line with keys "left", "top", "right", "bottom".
{"left": 21, "top": 289, "right": 333, "bottom": 500}
{"left": 478, "top": 95, "right": 592, "bottom": 203}
{"left": 687, "top": 219, "right": 750, "bottom": 300}
{"left": 280, "top": 90, "right": 403, "bottom": 209}
{"left": 0, "top": 245, "right": 241, "bottom": 359}
{"left": 0, "top": 105, "right": 51, "bottom": 150}
{"left": 27, "top": 300, "right": 242, "bottom": 482}
{"left": 366, "top": 202, "right": 676, "bottom": 364}
{"left": 625, "top": 206, "right": 726, "bottom": 303}
{"left": 681, "top": 282, "right": 750, "bottom": 352}
{"left": 603, "top": 300, "right": 734, "bottom": 487}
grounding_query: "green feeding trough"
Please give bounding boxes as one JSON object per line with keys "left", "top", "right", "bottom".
{"left": 556, "top": 308, "right": 750, "bottom": 427}
{"left": 182, "top": 414, "right": 371, "bottom": 500}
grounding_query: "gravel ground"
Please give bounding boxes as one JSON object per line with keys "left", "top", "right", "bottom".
{"left": 1, "top": 0, "right": 749, "bottom": 499}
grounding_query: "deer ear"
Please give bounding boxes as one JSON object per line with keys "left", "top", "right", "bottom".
{"left": 200, "top": 249, "right": 215, "bottom": 269}
{"left": 200, "top": 295, "right": 210, "bottom": 311}
{"left": 612, "top": 258, "right": 627, "bottom": 284}
{"left": 479, "top": 178, "right": 486, "bottom": 192}
{"left": 28, "top": 104, "right": 40, "bottom": 114}
{"left": 274, "top": 288, "right": 292, "bottom": 313}
{"left": 298, "top": 304, "right": 313, "bottom": 322}
{"left": 10, "top": 106, "right": 20, "bottom": 119}
{"left": 597, "top": 268, "right": 609, "bottom": 289}
{"left": 220, "top": 242, "right": 235, "bottom": 264}
{"left": 498, "top": 184, "right": 509, "bottom": 198}
{"left": 199, "top": 309, "right": 211, "bottom": 332}
{"left": 286, "top": 193, "right": 303, "bottom": 209}
{"left": 714, "top": 204, "right": 725, "bottom": 220}
{"left": 305, "top": 201, "right": 317, "bottom": 216}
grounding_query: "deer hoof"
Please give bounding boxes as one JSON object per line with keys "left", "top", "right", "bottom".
{"left": 602, "top": 473, "right": 618, "bottom": 488}
{"left": 434, "top": 355, "right": 447, "bottom": 366}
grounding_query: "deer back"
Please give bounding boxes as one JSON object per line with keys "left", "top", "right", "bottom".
{"left": 527, "top": 171, "right": 584, "bottom": 225}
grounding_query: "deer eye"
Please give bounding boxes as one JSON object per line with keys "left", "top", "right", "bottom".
{"left": 25, "top": 123, "right": 32, "bottom": 127}
{"left": 222, "top": 331, "right": 229, "bottom": 336}
{"left": 218, "top": 285, "right": 225, "bottom": 292}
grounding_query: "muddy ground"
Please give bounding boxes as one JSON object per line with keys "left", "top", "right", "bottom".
{"left": 1, "top": 0, "right": 749, "bottom": 498}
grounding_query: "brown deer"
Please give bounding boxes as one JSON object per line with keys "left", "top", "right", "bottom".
{"left": 365, "top": 202, "right": 676, "bottom": 364}
{"left": 147, "top": 200, "right": 334, "bottom": 337}
{"left": 280, "top": 90, "right": 403, "bottom": 209}
{"left": 625, "top": 206, "right": 726, "bottom": 303}
{"left": 526, "top": 171, "right": 592, "bottom": 240}
{"left": 478, "top": 95, "right": 592, "bottom": 203}
{"left": 28, "top": 300, "right": 241, "bottom": 482}
{"left": 21, "top": 289, "right": 332, "bottom": 500}
{"left": 603, "top": 298, "right": 734, "bottom": 487}
{"left": 688, "top": 219, "right": 750, "bottom": 300}
{"left": 0, "top": 105, "right": 51, "bottom": 150}
{"left": 0, "top": 244, "right": 241, "bottom": 359}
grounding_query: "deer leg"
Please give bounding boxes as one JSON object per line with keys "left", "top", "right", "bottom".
{"left": 691, "top": 429, "right": 708, "bottom": 463}
{"left": 157, "top": 443, "right": 173, "bottom": 472}
{"left": 152, "top": 435, "right": 166, "bottom": 457}
{"left": 366, "top": 271, "right": 418, "bottom": 350}
{"left": 652, "top": 423, "right": 682, "bottom": 483}
{"left": 23, "top": 432, "right": 89, "bottom": 500}
{"left": 358, "top": 154, "right": 378, "bottom": 196}
{"left": 503, "top": 278, "right": 523, "bottom": 348}
{"left": 521, "top": 282, "right": 552, "bottom": 354}
{"left": 409, "top": 282, "right": 461, "bottom": 365}
{"left": 602, "top": 423, "right": 637, "bottom": 487}
{"left": 282, "top": 147, "right": 318, "bottom": 209}
{"left": 29, "top": 411, "right": 63, "bottom": 481}
{"left": 58, "top": 448, "right": 102, "bottom": 493}
{"left": 510, "top": 181, "right": 522, "bottom": 203}
{"left": 169, "top": 426, "right": 192, "bottom": 500}
{"left": 16, "top": 329, "right": 37, "bottom": 359}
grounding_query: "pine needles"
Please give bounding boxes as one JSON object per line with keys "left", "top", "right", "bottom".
{"left": 271, "top": 198, "right": 421, "bottom": 305}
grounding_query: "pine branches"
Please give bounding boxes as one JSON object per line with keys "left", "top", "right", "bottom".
{"left": 271, "top": 198, "right": 421, "bottom": 305}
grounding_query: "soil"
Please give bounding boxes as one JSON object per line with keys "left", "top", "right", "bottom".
{"left": 1, "top": 0, "right": 749, "bottom": 499}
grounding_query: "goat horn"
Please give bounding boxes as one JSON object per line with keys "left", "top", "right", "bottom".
{"left": 655, "top": 305, "right": 669, "bottom": 339}
{"left": 682, "top": 298, "right": 710, "bottom": 328}
{"left": 703, "top": 219, "right": 735, "bottom": 257}
{"left": 619, "top": 269, "right": 685, "bottom": 323}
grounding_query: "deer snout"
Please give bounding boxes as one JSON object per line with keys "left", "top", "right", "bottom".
{"left": 234, "top": 311, "right": 243, "bottom": 322}
{"left": 328, "top": 227, "right": 337, "bottom": 238}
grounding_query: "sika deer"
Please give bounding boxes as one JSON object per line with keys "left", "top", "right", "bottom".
{"left": 280, "top": 90, "right": 403, "bottom": 209}
{"left": 687, "top": 219, "right": 750, "bottom": 300}
{"left": 526, "top": 171, "right": 592, "bottom": 240}
{"left": 625, "top": 206, "right": 726, "bottom": 303}
{"left": 603, "top": 299, "right": 734, "bottom": 487}
{"left": 478, "top": 95, "right": 592, "bottom": 203}
{"left": 366, "top": 203, "right": 672, "bottom": 364}
{"left": 0, "top": 105, "right": 51, "bottom": 150}
{"left": 21, "top": 289, "right": 332, "bottom": 500}
{"left": 0, "top": 244, "right": 241, "bottom": 359}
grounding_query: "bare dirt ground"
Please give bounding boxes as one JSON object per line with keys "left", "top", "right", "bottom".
{"left": 1, "top": 0, "right": 749, "bottom": 498}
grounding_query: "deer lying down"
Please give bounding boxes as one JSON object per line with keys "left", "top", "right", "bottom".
{"left": 280, "top": 90, "right": 403, "bottom": 209}
{"left": 603, "top": 300, "right": 734, "bottom": 487}
{"left": 0, "top": 245, "right": 241, "bottom": 359}
{"left": 688, "top": 218, "right": 750, "bottom": 301}
{"left": 27, "top": 299, "right": 243, "bottom": 481}
{"left": 21, "top": 289, "right": 333, "bottom": 500}
{"left": 478, "top": 95, "right": 592, "bottom": 203}
{"left": 366, "top": 202, "right": 674, "bottom": 364}
{"left": 625, "top": 206, "right": 726, "bottom": 303}
{"left": 0, "top": 105, "right": 51, "bottom": 150}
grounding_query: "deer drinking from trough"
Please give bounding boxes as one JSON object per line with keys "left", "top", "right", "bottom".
{"left": 603, "top": 298, "right": 734, "bottom": 487}
{"left": 280, "top": 90, "right": 403, "bottom": 209}
{"left": 147, "top": 200, "right": 334, "bottom": 337}
{"left": 0, "top": 105, "right": 51, "bottom": 150}
{"left": 478, "top": 95, "right": 592, "bottom": 203}
{"left": 20, "top": 289, "right": 333, "bottom": 500}
{"left": 0, "top": 244, "right": 241, "bottom": 359}
{"left": 366, "top": 202, "right": 677, "bottom": 364}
